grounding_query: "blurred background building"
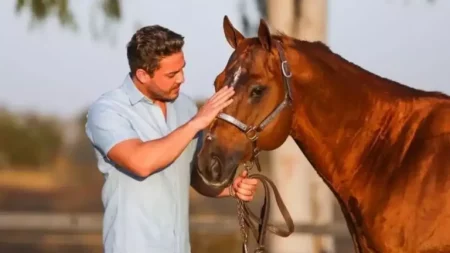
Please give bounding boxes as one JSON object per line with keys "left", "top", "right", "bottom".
{"left": 0, "top": 0, "right": 449, "bottom": 252}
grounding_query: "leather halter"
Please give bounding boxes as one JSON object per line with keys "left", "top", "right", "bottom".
{"left": 212, "top": 40, "right": 295, "bottom": 253}
{"left": 216, "top": 40, "right": 293, "bottom": 160}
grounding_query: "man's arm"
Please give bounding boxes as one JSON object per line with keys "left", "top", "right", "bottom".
{"left": 86, "top": 86, "right": 235, "bottom": 178}
{"left": 107, "top": 120, "right": 199, "bottom": 177}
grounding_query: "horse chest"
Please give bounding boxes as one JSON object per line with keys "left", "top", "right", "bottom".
{"left": 339, "top": 196, "right": 378, "bottom": 253}
{"left": 343, "top": 195, "right": 420, "bottom": 253}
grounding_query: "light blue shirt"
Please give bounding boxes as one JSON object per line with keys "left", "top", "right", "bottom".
{"left": 85, "top": 73, "right": 200, "bottom": 253}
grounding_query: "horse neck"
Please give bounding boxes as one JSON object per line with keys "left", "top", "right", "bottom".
{"left": 284, "top": 41, "right": 418, "bottom": 196}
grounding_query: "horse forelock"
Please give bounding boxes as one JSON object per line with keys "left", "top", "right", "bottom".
{"left": 223, "top": 47, "right": 254, "bottom": 89}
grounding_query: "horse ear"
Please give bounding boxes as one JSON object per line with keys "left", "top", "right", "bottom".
{"left": 258, "top": 18, "right": 271, "bottom": 51}
{"left": 223, "top": 15, "right": 244, "bottom": 49}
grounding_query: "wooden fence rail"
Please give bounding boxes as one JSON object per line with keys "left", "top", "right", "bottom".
{"left": 0, "top": 212, "right": 350, "bottom": 238}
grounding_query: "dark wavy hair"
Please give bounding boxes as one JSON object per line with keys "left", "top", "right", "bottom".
{"left": 126, "top": 25, "right": 185, "bottom": 77}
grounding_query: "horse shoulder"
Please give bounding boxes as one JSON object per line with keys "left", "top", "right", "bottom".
{"left": 393, "top": 101, "right": 450, "bottom": 251}
{"left": 403, "top": 101, "right": 450, "bottom": 196}
{"left": 357, "top": 101, "right": 450, "bottom": 252}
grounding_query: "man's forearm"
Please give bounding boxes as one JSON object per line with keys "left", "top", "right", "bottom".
{"left": 129, "top": 120, "right": 199, "bottom": 177}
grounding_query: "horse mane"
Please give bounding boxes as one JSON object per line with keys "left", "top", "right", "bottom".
{"left": 271, "top": 32, "right": 449, "bottom": 100}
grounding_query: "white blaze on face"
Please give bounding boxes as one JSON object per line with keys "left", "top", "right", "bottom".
{"left": 230, "top": 66, "right": 242, "bottom": 88}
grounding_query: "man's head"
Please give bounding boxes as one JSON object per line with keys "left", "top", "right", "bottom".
{"left": 127, "top": 25, "right": 186, "bottom": 102}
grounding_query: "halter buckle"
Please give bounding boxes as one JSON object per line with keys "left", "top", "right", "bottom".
{"left": 281, "top": 61, "right": 292, "bottom": 78}
{"left": 245, "top": 127, "right": 259, "bottom": 142}
{"left": 253, "top": 147, "right": 260, "bottom": 157}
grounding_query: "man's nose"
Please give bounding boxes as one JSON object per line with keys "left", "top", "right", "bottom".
{"left": 176, "top": 71, "right": 185, "bottom": 84}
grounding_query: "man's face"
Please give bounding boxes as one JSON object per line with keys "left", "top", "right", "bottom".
{"left": 138, "top": 51, "right": 186, "bottom": 102}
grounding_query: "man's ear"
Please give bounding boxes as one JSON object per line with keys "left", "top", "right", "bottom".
{"left": 135, "top": 68, "right": 151, "bottom": 83}
{"left": 223, "top": 15, "right": 245, "bottom": 49}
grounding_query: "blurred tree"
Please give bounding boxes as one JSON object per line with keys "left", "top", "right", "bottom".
{"left": 240, "top": 0, "right": 439, "bottom": 36}
{"left": 62, "top": 108, "right": 104, "bottom": 184}
{"left": 0, "top": 108, "right": 64, "bottom": 169}
{"left": 14, "top": 0, "right": 439, "bottom": 39}
{"left": 15, "top": 0, "right": 121, "bottom": 42}
{"left": 15, "top": 0, "right": 77, "bottom": 30}
{"left": 67, "top": 108, "right": 97, "bottom": 169}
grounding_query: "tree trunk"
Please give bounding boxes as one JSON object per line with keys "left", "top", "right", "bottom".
{"left": 266, "top": 1, "right": 338, "bottom": 253}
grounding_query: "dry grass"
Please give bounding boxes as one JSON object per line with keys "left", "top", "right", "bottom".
{"left": 0, "top": 170, "right": 60, "bottom": 192}
{"left": 0, "top": 231, "right": 242, "bottom": 253}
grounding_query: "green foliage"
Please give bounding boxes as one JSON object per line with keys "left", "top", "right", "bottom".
{"left": 14, "top": 0, "right": 121, "bottom": 32}
{"left": 13, "top": 0, "right": 439, "bottom": 41}
{"left": 15, "top": 0, "right": 77, "bottom": 30}
{"left": 0, "top": 109, "right": 64, "bottom": 169}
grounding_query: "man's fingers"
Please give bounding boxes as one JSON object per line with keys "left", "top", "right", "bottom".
{"left": 210, "top": 87, "right": 234, "bottom": 105}
{"left": 238, "top": 182, "right": 257, "bottom": 191}
{"left": 232, "top": 174, "right": 243, "bottom": 188}
{"left": 209, "top": 85, "right": 229, "bottom": 100}
{"left": 211, "top": 99, "right": 233, "bottom": 116}
{"left": 236, "top": 193, "right": 253, "bottom": 202}
{"left": 216, "top": 99, "right": 234, "bottom": 111}
{"left": 210, "top": 85, "right": 232, "bottom": 102}
{"left": 236, "top": 188, "right": 253, "bottom": 196}
{"left": 242, "top": 178, "right": 258, "bottom": 185}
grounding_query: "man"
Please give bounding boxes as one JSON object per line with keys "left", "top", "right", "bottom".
{"left": 85, "top": 25, "right": 258, "bottom": 253}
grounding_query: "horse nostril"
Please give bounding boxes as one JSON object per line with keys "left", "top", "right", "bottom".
{"left": 209, "top": 156, "right": 222, "bottom": 181}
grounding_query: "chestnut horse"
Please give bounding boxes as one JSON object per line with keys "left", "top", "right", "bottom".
{"left": 196, "top": 15, "right": 450, "bottom": 253}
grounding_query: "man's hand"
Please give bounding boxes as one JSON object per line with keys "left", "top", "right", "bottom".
{"left": 231, "top": 170, "right": 258, "bottom": 201}
{"left": 190, "top": 85, "right": 234, "bottom": 131}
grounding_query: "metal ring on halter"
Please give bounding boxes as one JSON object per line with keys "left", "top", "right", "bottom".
{"left": 244, "top": 160, "right": 254, "bottom": 171}
{"left": 245, "top": 127, "right": 259, "bottom": 142}
{"left": 281, "top": 61, "right": 292, "bottom": 78}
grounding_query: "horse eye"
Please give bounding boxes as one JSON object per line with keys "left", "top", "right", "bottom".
{"left": 250, "top": 85, "right": 266, "bottom": 98}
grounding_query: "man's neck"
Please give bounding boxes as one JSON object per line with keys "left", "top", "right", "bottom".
{"left": 155, "top": 100, "right": 167, "bottom": 120}
{"left": 131, "top": 75, "right": 167, "bottom": 120}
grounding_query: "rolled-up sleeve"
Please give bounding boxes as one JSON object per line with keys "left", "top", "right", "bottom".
{"left": 85, "top": 103, "right": 140, "bottom": 156}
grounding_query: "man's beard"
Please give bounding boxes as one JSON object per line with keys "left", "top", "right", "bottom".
{"left": 150, "top": 89, "right": 178, "bottom": 103}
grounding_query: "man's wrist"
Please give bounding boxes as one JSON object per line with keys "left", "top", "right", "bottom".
{"left": 215, "top": 185, "right": 233, "bottom": 198}
{"left": 184, "top": 119, "right": 202, "bottom": 137}
{"left": 186, "top": 118, "right": 202, "bottom": 133}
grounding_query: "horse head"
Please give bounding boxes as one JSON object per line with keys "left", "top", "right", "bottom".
{"left": 196, "top": 16, "right": 295, "bottom": 189}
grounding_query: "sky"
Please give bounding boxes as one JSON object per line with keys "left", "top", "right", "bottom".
{"left": 0, "top": 0, "right": 449, "bottom": 120}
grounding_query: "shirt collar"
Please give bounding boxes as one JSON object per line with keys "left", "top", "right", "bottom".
{"left": 122, "top": 73, "right": 151, "bottom": 105}
{"left": 122, "top": 73, "right": 178, "bottom": 106}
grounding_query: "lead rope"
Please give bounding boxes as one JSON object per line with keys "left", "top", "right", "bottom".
{"left": 232, "top": 159, "right": 294, "bottom": 253}
{"left": 232, "top": 161, "right": 254, "bottom": 253}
